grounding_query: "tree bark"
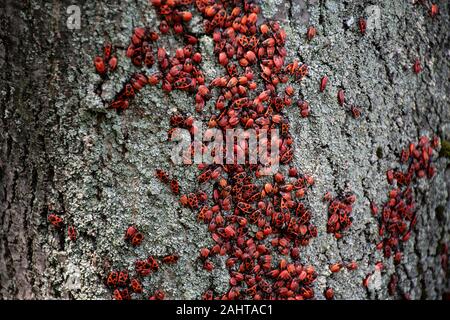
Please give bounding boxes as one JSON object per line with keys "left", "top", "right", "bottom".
{"left": 0, "top": 0, "right": 449, "bottom": 299}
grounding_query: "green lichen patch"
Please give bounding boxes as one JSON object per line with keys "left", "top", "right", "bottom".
{"left": 439, "top": 140, "right": 450, "bottom": 159}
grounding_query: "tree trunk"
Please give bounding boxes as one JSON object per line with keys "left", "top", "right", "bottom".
{"left": 0, "top": 0, "right": 449, "bottom": 299}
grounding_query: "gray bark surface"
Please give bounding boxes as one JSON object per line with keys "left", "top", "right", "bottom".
{"left": 0, "top": 0, "right": 449, "bottom": 299}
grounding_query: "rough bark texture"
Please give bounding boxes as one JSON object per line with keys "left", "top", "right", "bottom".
{"left": 0, "top": 0, "right": 449, "bottom": 300}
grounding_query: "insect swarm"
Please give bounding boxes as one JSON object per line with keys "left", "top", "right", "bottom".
{"left": 324, "top": 192, "right": 356, "bottom": 239}
{"left": 370, "top": 136, "right": 439, "bottom": 295}
{"left": 82, "top": 0, "right": 445, "bottom": 301}
{"left": 373, "top": 136, "right": 438, "bottom": 263}
{"left": 147, "top": 0, "right": 318, "bottom": 300}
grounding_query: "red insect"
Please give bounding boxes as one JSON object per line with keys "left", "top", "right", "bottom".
{"left": 124, "top": 84, "right": 135, "bottom": 97}
{"left": 306, "top": 26, "right": 316, "bottom": 41}
{"left": 124, "top": 225, "right": 144, "bottom": 246}
{"left": 386, "top": 169, "right": 394, "bottom": 184}
{"left": 358, "top": 18, "right": 367, "bottom": 34}
{"left": 136, "top": 260, "right": 151, "bottom": 276}
{"left": 203, "top": 260, "right": 214, "bottom": 271}
{"left": 393, "top": 251, "right": 402, "bottom": 265}
{"left": 109, "top": 56, "right": 118, "bottom": 71}
{"left": 363, "top": 274, "right": 371, "bottom": 288}
{"left": 224, "top": 225, "right": 236, "bottom": 238}
{"left": 125, "top": 225, "right": 137, "bottom": 240}
{"left": 202, "top": 290, "right": 214, "bottom": 300}
{"left": 320, "top": 76, "right": 328, "bottom": 92}
{"left": 337, "top": 89, "right": 345, "bottom": 106}
{"left": 285, "top": 86, "right": 294, "bottom": 96}
{"left": 350, "top": 106, "right": 361, "bottom": 119}
{"left": 429, "top": 4, "right": 439, "bottom": 17}
{"left": 117, "top": 270, "right": 129, "bottom": 287}
{"left": 346, "top": 261, "right": 358, "bottom": 271}
{"left": 48, "top": 214, "right": 63, "bottom": 229}
{"left": 375, "top": 261, "right": 384, "bottom": 271}
{"left": 103, "top": 42, "right": 112, "bottom": 61}
{"left": 324, "top": 287, "right": 334, "bottom": 300}
{"left": 68, "top": 225, "right": 77, "bottom": 241}
{"left": 110, "top": 99, "right": 129, "bottom": 111}
{"left": 329, "top": 263, "right": 342, "bottom": 273}
{"left": 113, "top": 289, "right": 123, "bottom": 300}
{"left": 199, "top": 248, "right": 210, "bottom": 259}
{"left": 198, "top": 169, "right": 212, "bottom": 183}
{"left": 131, "top": 232, "right": 144, "bottom": 246}
{"left": 107, "top": 271, "right": 118, "bottom": 287}
{"left": 119, "top": 288, "right": 131, "bottom": 300}
{"left": 94, "top": 56, "right": 106, "bottom": 75}
{"left": 148, "top": 73, "right": 162, "bottom": 86}
{"left": 297, "top": 100, "right": 310, "bottom": 118}
{"left": 130, "top": 278, "right": 143, "bottom": 293}
{"left": 155, "top": 169, "right": 170, "bottom": 183}
{"left": 413, "top": 59, "right": 422, "bottom": 74}
{"left": 187, "top": 193, "right": 199, "bottom": 209}
{"left": 170, "top": 179, "right": 180, "bottom": 194}
{"left": 388, "top": 274, "right": 398, "bottom": 296}
{"left": 370, "top": 201, "right": 378, "bottom": 216}
{"left": 148, "top": 256, "right": 159, "bottom": 271}
{"left": 162, "top": 254, "right": 179, "bottom": 264}
{"left": 323, "top": 192, "right": 333, "bottom": 202}
{"left": 192, "top": 52, "right": 202, "bottom": 63}
{"left": 159, "top": 21, "right": 169, "bottom": 34}
{"left": 149, "top": 290, "right": 165, "bottom": 300}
